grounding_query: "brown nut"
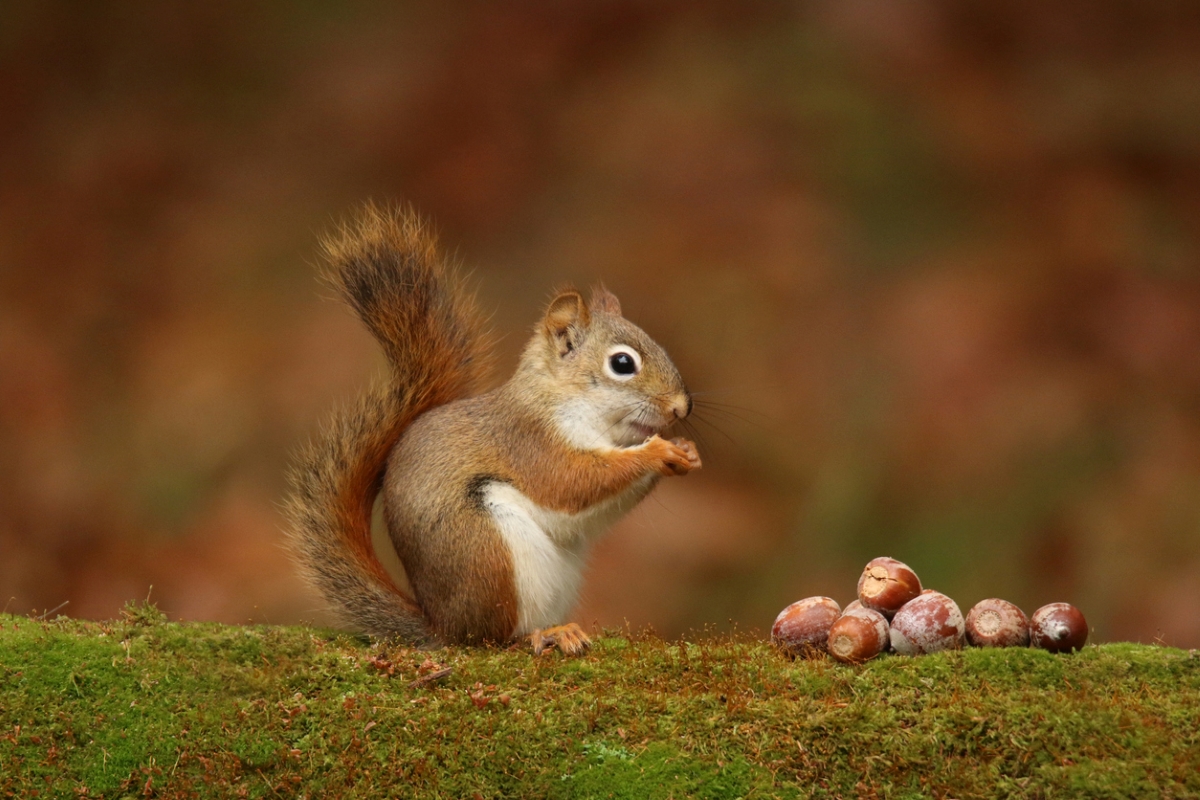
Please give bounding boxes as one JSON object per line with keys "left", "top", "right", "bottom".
{"left": 857, "top": 557, "right": 922, "bottom": 618}
{"left": 827, "top": 606, "right": 889, "bottom": 664}
{"left": 1029, "top": 603, "right": 1088, "bottom": 653}
{"left": 771, "top": 597, "right": 841, "bottom": 657}
{"left": 889, "top": 590, "right": 965, "bottom": 655}
{"left": 965, "top": 599, "right": 1030, "bottom": 648}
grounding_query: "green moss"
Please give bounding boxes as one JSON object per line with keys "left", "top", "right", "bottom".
{"left": 552, "top": 741, "right": 789, "bottom": 800}
{"left": 1, "top": 609, "right": 1197, "bottom": 799}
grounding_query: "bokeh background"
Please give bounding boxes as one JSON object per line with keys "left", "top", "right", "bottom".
{"left": 3, "top": 1, "right": 1199, "bottom": 647}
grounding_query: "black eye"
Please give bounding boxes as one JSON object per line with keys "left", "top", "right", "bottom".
{"left": 609, "top": 351, "right": 637, "bottom": 376}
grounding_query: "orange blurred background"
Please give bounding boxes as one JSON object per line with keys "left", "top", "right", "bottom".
{"left": 3, "top": 2, "right": 1199, "bottom": 646}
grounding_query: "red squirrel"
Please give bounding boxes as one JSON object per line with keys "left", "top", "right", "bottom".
{"left": 285, "top": 204, "right": 700, "bottom": 656}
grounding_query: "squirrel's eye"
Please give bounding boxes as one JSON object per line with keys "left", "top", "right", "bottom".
{"left": 610, "top": 352, "right": 636, "bottom": 374}
{"left": 606, "top": 349, "right": 640, "bottom": 379}
{"left": 604, "top": 345, "right": 642, "bottom": 380}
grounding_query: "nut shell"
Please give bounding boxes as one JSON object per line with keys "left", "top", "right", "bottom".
{"left": 889, "top": 591, "right": 965, "bottom": 655}
{"left": 857, "top": 557, "right": 923, "bottom": 618}
{"left": 772, "top": 597, "right": 841, "bottom": 657}
{"left": 1029, "top": 603, "right": 1088, "bottom": 652}
{"left": 827, "top": 606, "right": 889, "bottom": 664}
{"left": 965, "top": 599, "right": 1030, "bottom": 648}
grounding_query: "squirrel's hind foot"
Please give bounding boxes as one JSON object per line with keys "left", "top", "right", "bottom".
{"left": 530, "top": 623, "right": 592, "bottom": 657}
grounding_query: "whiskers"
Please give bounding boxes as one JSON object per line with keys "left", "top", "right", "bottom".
{"left": 580, "top": 388, "right": 767, "bottom": 457}
{"left": 641, "top": 387, "right": 769, "bottom": 455}
{"left": 681, "top": 391, "right": 772, "bottom": 454}
{"left": 586, "top": 396, "right": 659, "bottom": 449}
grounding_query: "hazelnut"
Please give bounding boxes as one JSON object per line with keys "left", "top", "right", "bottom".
{"left": 827, "top": 605, "right": 889, "bottom": 664}
{"left": 771, "top": 597, "right": 841, "bottom": 657}
{"left": 1029, "top": 603, "right": 1088, "bottom": 653}
{"left": 857, "top": 557, "right": 922, "bottom": 618}
{"left": 889, "top": 590, "right": 965, "bottom": 655}
{"left": 965, "top": 599, "right": 1030, "bottom": 648}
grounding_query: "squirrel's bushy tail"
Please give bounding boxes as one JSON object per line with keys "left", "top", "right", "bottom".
{"left": 284, "top": 204, "right": 490, "bottom": 641}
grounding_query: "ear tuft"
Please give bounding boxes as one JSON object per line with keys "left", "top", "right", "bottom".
{"left": 589, "top": 285, "right": 622, "bottom": 316}
{"left": 543, "top": 289, "right": 590, "bottom": 357}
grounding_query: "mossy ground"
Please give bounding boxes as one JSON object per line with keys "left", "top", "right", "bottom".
{"left": 1, "top": 604, "right": 1197, "bottom": 799}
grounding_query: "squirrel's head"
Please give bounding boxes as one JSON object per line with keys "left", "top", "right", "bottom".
{"left": 522, "top": 285, "right": 691, "bottom": 449}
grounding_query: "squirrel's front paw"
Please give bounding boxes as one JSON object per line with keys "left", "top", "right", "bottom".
{"left": 670, "top": 437, "right": 702, "bottom": 471}
{"left": 649, "top": 436, "right": 701, "bottom": 476}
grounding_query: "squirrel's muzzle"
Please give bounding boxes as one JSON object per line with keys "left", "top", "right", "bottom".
{"left": 670, "top": 392, "right": 692, "bottom": 421}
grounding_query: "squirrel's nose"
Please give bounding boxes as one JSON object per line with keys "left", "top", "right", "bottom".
{"left": 671, "top": 392, "right": 692, "bottom": 420}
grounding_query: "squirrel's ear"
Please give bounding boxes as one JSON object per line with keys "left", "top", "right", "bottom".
{"left": 543, "top": 290, "right": 591, "bottom": 357}
{"left": 589, "top": 285, "right": 622, "bottom": 316}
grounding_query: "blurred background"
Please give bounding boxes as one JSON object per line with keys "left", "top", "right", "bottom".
{"left": 3, "top": 1, "right": 1199, "bottom": 647}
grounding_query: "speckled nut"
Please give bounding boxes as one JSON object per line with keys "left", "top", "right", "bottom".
{"left": 889, "top": 590, "right": 965, "bottom": 655}
{"left": 1029, "top": 603, "right": 1088, "bottom": 653}
{"left": 842, "top": 599, "right": 866, "bottom": 615}
{"left": 827, "top": 605, "right": 890, "bottom": 664}
{"left": 771, "top": 597, "right": 841, "bottom": 658}
{"left": 857, "top": 557, "right": 922, "bottom": 618}
{"left": 965, "top": 599, "right": 1030, "bottom": 648}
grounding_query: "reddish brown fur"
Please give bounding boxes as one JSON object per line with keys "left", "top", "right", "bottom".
{"left": 284, "top": 204, "right": 492, "bottom": 642}
{"left": 507, "top": 424, "right": 695, "bottom": 513}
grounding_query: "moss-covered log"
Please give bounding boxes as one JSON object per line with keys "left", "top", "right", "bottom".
{"left": 2, "top": 605, "right": 1197, "bottom": 799}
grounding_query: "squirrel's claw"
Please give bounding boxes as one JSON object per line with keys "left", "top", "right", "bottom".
{"left": 662, "top": 437, "right": 702, "bottom": 475}
{"left": 530, "top": 623, "right": 592, "bottom": 657}
{"left": 671, "top": 437, "right": 701, "bottom": 470}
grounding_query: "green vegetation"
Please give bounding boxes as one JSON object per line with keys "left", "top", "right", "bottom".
{"left": 2, "top": 604, "right": 1197, "bottom": 799}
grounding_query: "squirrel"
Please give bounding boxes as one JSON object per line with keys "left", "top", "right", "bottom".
{"left": 284, "top": 203, "right": 700, "bottom": 656}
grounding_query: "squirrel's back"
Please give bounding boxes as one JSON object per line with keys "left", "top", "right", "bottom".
{"left": 283, "top": 204, "right": 490, "bottom": 640}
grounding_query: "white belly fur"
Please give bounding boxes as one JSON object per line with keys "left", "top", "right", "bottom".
{"left": 483, "top": 476, "right": 654, "bottom": 635}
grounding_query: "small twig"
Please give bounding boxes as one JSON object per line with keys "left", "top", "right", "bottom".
{"left": 408, "top": 667, "right": 453, "bottom": 689}
{"left": 37, "top": 601, "right": 69, "bottom": 620}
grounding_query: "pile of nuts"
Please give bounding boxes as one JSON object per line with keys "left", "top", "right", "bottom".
{"left": 772, "top": 556, "right": 1089, "bottom": 664}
